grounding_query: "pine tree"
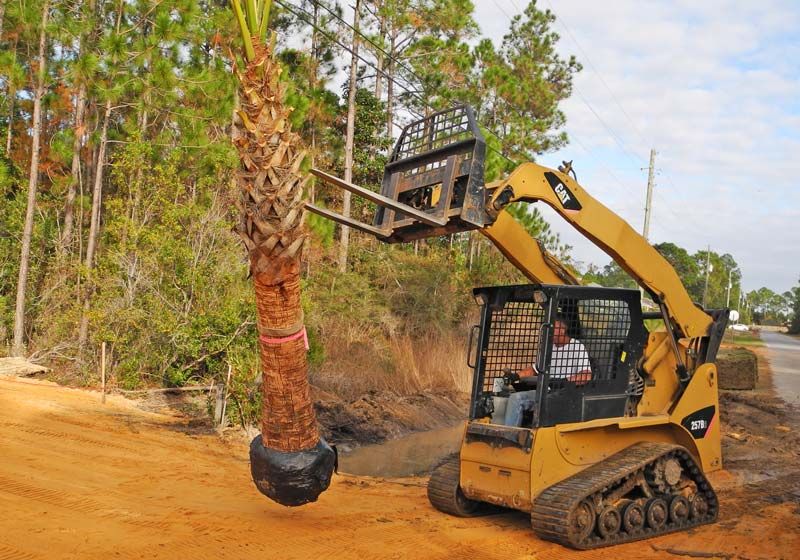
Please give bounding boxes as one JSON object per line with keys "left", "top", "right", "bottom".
{"left": 470, "top": 1, "right": 581, "bottom": 161}
{"left": 12, "top": 0, "right": 51, "bottom": 356}
{"left": 789, "top": 279, "right": 800, "bottom": 334}
{"left": 59, "top": 0, "right": 98, "bottom": 255}
{"left": 77, "top": 0, "right": 126, "bottom": 349}
{"left": 337, "top": 0, "right": 361, "bottom": 272}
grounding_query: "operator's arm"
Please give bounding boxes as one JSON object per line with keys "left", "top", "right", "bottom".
{"left": 519, "top": 366, "right": 589, "bottom": 385}
{"left": 567, "top": 370, "right": 592, "bottom": 386}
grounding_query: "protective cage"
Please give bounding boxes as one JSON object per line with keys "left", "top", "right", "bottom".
{"left": 469, "top": 284, "right": 648, "bottom": 427}
{"left": 373, "top": 105, "right": 487, "bottom": 242}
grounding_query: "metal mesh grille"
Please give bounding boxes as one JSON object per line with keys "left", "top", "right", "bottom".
{"left": 480, "top": 297, "right": 632, "bottom": 393}
{"left": 556, "top": 298, "right": 632, "bottom": 383}
{"left": 482, "top": 301, "right": 547, "bottom": 392}
{"left": 393, "top": 106, "right": 472, "bottom": 163}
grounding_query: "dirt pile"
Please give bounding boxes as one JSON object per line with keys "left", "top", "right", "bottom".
{"left": 312, "top": 387, "right": 467, "bottom": 447}
{"left": 717, "top": 347, "right": 759, "bottom": 389}
{"left": 93, "top": 384, "right": 468, "bottom": 449}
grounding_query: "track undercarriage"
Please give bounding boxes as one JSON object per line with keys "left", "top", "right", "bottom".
{"left": 428, "top": 442, "right": 718, "bottom": 550}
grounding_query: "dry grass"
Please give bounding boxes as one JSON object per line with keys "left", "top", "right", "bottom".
{"left": 310, "top": 328, "right": 473, "bottom": 399}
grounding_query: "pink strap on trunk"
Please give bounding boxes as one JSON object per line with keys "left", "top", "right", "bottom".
{"left": 259, "top": 327, "right": 309, "bottom": 351}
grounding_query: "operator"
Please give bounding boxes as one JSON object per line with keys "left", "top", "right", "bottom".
{"left": 503, "top": 317, "right": 592, "bottom": 427}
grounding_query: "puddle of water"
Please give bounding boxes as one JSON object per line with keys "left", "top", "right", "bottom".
{"left": 338, "top": 424, "right": 465, "bottom": 477}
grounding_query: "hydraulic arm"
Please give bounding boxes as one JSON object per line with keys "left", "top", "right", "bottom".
{"left": 486, "top": 162, "right": 713, "bottom": 339}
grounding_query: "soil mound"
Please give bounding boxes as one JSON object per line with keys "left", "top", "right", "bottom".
{"left": 312, "top": 388, "right": 467, "bottom": 447}
{"left": 717, "top": 347, "right": 758, "bottom": 390}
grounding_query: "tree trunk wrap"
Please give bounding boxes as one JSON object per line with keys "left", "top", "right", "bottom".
{"left": 253, "top": 266, "right": 319, "bottom": 452}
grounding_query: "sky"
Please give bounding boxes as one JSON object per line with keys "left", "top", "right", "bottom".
{"left": 472, "top": 0, "right": 800, "bottom": 293}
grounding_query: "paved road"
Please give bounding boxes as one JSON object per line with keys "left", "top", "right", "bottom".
{"left": 760, "top": 331, "right": 800, "bottom": 406}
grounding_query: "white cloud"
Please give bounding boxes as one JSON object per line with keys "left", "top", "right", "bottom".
{"left": 474, "top": 0, "right": 800, "bottom": 292}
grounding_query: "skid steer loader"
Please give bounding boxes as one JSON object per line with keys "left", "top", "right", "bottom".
{"left": 307, "top": 105, "right": 728, "bottom": 549}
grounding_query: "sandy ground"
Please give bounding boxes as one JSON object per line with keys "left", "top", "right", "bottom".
{"left": 1, "top": 356, "right": 799, "bottom": 559}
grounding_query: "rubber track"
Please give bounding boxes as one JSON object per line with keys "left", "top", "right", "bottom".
{"left": 531, "top": 442, "right": 718, "bottom": 549}
{"left": 427, "top": 458, "right": 484, "bottom": 517}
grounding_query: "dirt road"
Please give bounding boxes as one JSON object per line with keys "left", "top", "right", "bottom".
{"left": 1, "top": 374, "right": 798, "bottom": 560}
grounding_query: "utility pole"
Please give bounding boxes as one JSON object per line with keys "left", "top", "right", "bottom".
{"left": 726, "top": 268, "right": 734, "bottom": 308}
{"left": 638, "top": 149, "right": 656, "bottom": 302}
{"left": 702, "top": 246, "right": 712, "bottom": 308}
{"left": 642, "top": 149, "right": 657, "bottom": 240}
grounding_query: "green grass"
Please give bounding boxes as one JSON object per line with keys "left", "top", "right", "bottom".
{"left": 723, "top": 330, "right": 763, "bottom": 346}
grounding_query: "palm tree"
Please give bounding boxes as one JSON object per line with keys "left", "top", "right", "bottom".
{"left": 230, "top": 0, "right": 335, "bottom": 506}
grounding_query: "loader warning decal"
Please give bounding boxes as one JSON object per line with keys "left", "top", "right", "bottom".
{"left": 681, "top": 405, "right": 716, "bottom": 439}
{"left": 545, "top": 172, "right": 582, "bottom": 211}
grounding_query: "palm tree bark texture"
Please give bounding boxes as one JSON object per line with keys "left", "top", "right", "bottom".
{"left": 231, "top": 36, "right": 335, "bottom": 507}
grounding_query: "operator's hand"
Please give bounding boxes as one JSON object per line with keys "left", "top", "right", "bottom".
{"left": 501, "top": 368, "right": 520, "bottom": 386}
{"left": 567, "top": 370, "right": 592, "bottom": 386}
{"left": 519, "top": 366, "right": 536, "bottom": 377}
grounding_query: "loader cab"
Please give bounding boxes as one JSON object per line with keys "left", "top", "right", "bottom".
{"left": 468, "top": 284, "right": 648, "bottom": 428}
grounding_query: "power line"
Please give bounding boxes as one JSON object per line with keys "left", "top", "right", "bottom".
{"left": 539, "top": 0, "right": 652, "bottom": 150}
{"left": 300, "top": 0, "right": 520, "bottom": 167}
{"left": 309, "top": 0, "right": 431, "bottom": 92}
{"left": 505, "top": 0, "right": 647, "bottom": 164}
{"left": 275, "top": 0, "right": 426, "bottom": 121}
{"left": 509, "top": 0, "right": 700, "bottom": 239}
{"left": 285, "top": 0, "right": 659, "bottom": 190}
{"left": 573, "top": 88, "right": 646, "bottom": 167}
{"left": 278, "top": 0, "right": 519, "bottom": 167}
{"left": 539, "top": 0, "right": 708, "bottom": 238}
{"left": 289, "top": 0, "right": 515, "bottom": 163}
{"left": 489, "top": 0, "right": 515, "bottom": 21}
{"left": 476, "top": 4, "right": 648, "bottom": 207}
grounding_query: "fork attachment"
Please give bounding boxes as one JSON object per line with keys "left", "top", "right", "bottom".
{"left": 307, "top": 105, "right": 488, "bottom": 243}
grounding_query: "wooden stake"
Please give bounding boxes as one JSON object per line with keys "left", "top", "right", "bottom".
{"left": 100, "top": 341, "right": 106, "bottom": 404}
{"left": 220, "top": 364, "right": 233, "bottom": 429}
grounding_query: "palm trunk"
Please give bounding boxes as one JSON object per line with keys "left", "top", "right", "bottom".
{"left": 233, "top": 44, "right": 317, "bottom": 451}
{"left": 11, "top": 0, "right": 50, "bottom": 357}
{"left": 229, "top": 1, "right": 334, "bottom": 501}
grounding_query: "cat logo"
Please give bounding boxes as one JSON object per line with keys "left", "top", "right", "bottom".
{"left": 554, "top": 184, "right": 572, "bottom": 206}
{"left": 544, "top": 172, "right": 582, "bottom": 211}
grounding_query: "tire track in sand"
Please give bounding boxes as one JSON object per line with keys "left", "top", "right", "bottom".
{"left": 0, "top": 545, "right": 41, "bottom": 560}
{"left": 1, "top": 422, "right": 139, "bottom": 453}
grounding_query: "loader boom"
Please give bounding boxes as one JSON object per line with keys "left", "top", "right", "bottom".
{"left": 486, "top": 163, "right": 713, "bottom": 339}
